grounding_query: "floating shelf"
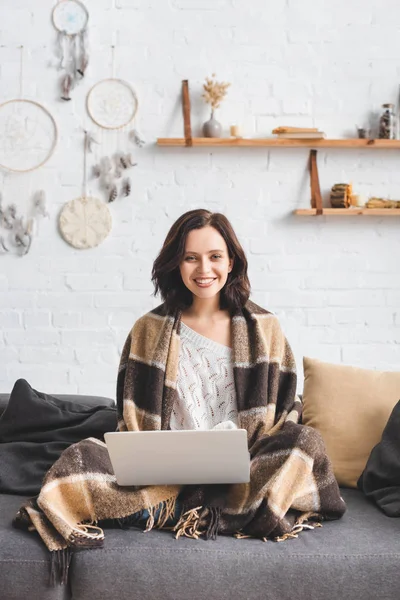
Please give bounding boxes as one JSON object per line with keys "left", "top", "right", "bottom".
{"left": 294, "top": 208, "right": 400, "bottom": 216}
{"left": 157, "top": 138, "right": 400, "bottom": 148}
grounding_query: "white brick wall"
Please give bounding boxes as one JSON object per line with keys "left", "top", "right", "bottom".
{"left": 1, "top": 0, "right": 400, "bottom": 398}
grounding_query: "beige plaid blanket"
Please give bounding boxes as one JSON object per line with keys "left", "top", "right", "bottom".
{"left": 15, "top": 300, "right": 346, "bottom": 583}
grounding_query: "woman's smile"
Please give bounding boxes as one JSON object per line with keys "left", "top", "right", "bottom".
{"left": 193, "top": 277, "right": 217, "bottom": 288}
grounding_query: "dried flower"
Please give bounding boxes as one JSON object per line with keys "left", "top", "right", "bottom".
{"left": 202, "top": 73, "right": 230, "bottom": 110}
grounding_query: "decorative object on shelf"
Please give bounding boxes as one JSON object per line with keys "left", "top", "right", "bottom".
{"left": 0, "top": 190, "right": 49, "bottom": 256}
{"left": 202, "top": 73, "right": 230, "bottom": 138}
{"left": 230, "top": 125, "right": 242, "bottom": 138}
{"left": 0, "top": 47, "right": 58, "bottom": 172}
{"left": 378, "top": 103, "right": 396, "bottom": 139}
{"left": 350, "top": 194, "right": 366, "bottom": 207}
{"left": 365, "top": 197, "right": 400, "bottom": 209}
{"left": 52, "top": 0, "right": 89, "bottom": 101}
{"left": 330, "top": 183, "right": 352, "bottom": 208}
{"left": 356, "top": 126, "right": 369, "bottom": 139}
{"left": 59, "top": 130, "right": 112, "bottom": 249}
{"left": 272, "top": 126, "right": 326, "bottom": 139}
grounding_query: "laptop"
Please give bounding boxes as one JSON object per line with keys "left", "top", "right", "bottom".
{"left": 104, "top": 429, "right": 250, "bottom": 486}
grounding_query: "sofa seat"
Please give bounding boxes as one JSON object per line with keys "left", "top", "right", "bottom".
{"left": 2, "top": 488, "right": 397, "bottom": 600}
{"left": 0, "top": 494, "right": 70, "bottom": 600}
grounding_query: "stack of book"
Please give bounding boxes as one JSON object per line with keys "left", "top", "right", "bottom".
{"left": 272, "top": 127, "right": 326, "bottom": 139}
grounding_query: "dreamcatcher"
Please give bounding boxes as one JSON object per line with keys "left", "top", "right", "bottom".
{"left": 0, "top": 47, "right": 58, "bottom": 173}
{"left": 59, "top": 131, "right": 112, "bottom": 249}
{"left": 52, "top": 0, "right": 89, "bottom": 101}
{"left": 0, "top": 46, "right": 56, "bottom": 256}
{"left": 86, "top": 45, "right": 144, "bottom": 202}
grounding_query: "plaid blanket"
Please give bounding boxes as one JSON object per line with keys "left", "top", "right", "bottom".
{"left": 15, "top": 300, "right": 345, "bottom": 583}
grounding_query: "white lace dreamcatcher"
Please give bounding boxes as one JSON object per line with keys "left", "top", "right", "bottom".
{"left": 86, "top": 45, "right": 144, "bottom": 202}
{"left": 59, "top": 131, "right": 112, "bottom": 249}
{"left": 52, "top": 0, "right": 89, "bottom": 101}
{"left": 0, "top": 47, "right": 55, "bottom": 256}
{"left": 0, "top": 48, "right": 58, "bottom": 173}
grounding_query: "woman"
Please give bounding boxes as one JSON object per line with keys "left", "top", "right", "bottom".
{"left": 17, "top": 209, "right": 345, "bottom": 582}
{"left": 116, "top": 208, "right": 346, "bottom": 537}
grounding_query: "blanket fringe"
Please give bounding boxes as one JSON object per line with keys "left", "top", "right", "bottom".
{"left": 173, "top": 505, "right": 221, "bottom": 541}
{"left": 68, "top": 523, "right": 104, "bottom": 547}
{"left": 204, "top": 506, "right": 221, "bottom": 541}
{"left": 49, "top": 548, "right": 73, "bottom": 586}
{"left": 173, "top": 506, "right": 202, "bottom": 540}
{"left": 154, "top": 497, "right": 177, "bottom": 529}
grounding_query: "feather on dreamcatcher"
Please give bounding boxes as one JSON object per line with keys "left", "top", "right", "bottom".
{"left": 52, "top": 0, "right": 89, "bottom": 101}
{"left": 0, "top": 190, "right": 49, "bottom": 257}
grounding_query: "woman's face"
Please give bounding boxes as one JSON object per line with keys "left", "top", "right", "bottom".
{"left": 179, "top": 226, "right": 233, "bottom": 301}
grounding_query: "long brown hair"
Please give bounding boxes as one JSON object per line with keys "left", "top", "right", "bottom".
{"left": 151, "top": 209, "right": 250, "bottom": 313}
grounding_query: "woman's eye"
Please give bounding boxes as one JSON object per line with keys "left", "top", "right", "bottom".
{"left": 185, "top": 256, "right": 196, "bottom": 261}
{"left": 212, "top": 254, "right": 222, "bottom": 259}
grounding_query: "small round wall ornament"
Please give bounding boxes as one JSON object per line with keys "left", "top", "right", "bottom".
{"left": 52, "top": 0, "right": 89, "bottom": 35}
{"left": 87, "top": 78, "right": 138, "bottom": 130}
{"left": 59, "top": 196, "right": 112, "bottom": 249}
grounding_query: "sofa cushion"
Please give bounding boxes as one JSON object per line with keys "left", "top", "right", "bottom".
{"left": 0, "top": 494, "right": 70, "bottom": 600}
{"left": 69, "top": 488, "right": 400, "bottom": 600}
{"left": 0, "top": 379, "right": 117, "bottom": 495}
{"left": 358, "top": 400, "right": 400, "bottom": 516}
{"left": 302, "top": 357, "right": 400, "bottom": 488}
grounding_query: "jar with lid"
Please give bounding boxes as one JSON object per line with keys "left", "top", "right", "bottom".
{"left": 379, "top": 103, "right": 396, "bottom": 139}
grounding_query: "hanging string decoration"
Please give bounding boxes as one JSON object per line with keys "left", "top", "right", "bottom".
{"left": 59, "top": 131, "right": 112, "bottom": 249}
{"left": 52, "top": 0, "right": 89, "bottom": 101}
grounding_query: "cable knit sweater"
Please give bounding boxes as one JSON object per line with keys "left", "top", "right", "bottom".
{"left": 169, "top": 322, "right": 238, "bottom": 431}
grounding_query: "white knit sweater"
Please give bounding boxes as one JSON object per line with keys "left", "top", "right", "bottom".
{"left": 169, "top": 322, "right": 238, "bottom": 431}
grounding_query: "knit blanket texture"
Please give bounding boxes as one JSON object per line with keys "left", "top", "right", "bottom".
{"left": 14, "top": 300, "right": 346, "bottom": 583}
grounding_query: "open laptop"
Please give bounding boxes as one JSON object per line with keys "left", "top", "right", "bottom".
{"left": 104, "top": 429, "right": 250, "bottom": 486}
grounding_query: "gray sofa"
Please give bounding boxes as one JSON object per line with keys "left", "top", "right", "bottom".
{"left": 1, "top": 392, "right": 399, "bottom": 600}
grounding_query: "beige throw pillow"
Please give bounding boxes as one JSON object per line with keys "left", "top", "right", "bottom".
{"left": 302, "top": 357, "right": 400, "bottom": 488}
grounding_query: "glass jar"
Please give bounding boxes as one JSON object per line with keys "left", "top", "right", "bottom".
{"left": 378, "top": 103, "right": 396, "bottom": 139}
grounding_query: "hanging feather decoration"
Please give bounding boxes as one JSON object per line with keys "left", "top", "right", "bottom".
{"left": 101, "top": 156, "right": 113, "bottom": 173}
{"left": 0, "top": 236, "right": 9, "bottom": 254}
{"left": 61, "top": 73, "right": 73, "bottom": 101}
{"left": 12, "top": 217, "right": 32, "bottom": 256}
{"left": 92, "top": 164, "right": 101, "bottom": 178}
{"left": 85, "top": 131, "right": 98, "bottom": 153}
{"left": 77, "top": 29, "right": 89, "bottom": 77}
{"left": 129, "top": 129, "right": 145, "bottom": 148}
{"left": 1, "top": 204, "right": 17, "bottom": 230}
{"left": 33, "top": 190, "right": 48, "bottom": 218}
{"left": 119, "top": 155, "right": 129, "bottom": 169}
{"left": 121, "top": 177, "right": 131, "bottom": 198}
{"left": 114, "top": 164, "right": 123, "bottom": 179}
{"left": 108, "top": 184, "right": 118, "bottom": 203}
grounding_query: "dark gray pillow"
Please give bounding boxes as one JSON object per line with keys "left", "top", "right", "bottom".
{"left": 0, "top": 379, "right": 117, "bottom": 495}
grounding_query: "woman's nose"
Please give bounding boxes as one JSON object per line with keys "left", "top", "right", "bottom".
{"left": 196, "top": 258, "right": 211, "bottom": 273}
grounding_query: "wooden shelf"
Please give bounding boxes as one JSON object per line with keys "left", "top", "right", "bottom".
{"left": 294, "top": 208, "right": 400, "bottom": 216}
{"left": 157, "top": 138, "right": 400, "bottom": 148}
